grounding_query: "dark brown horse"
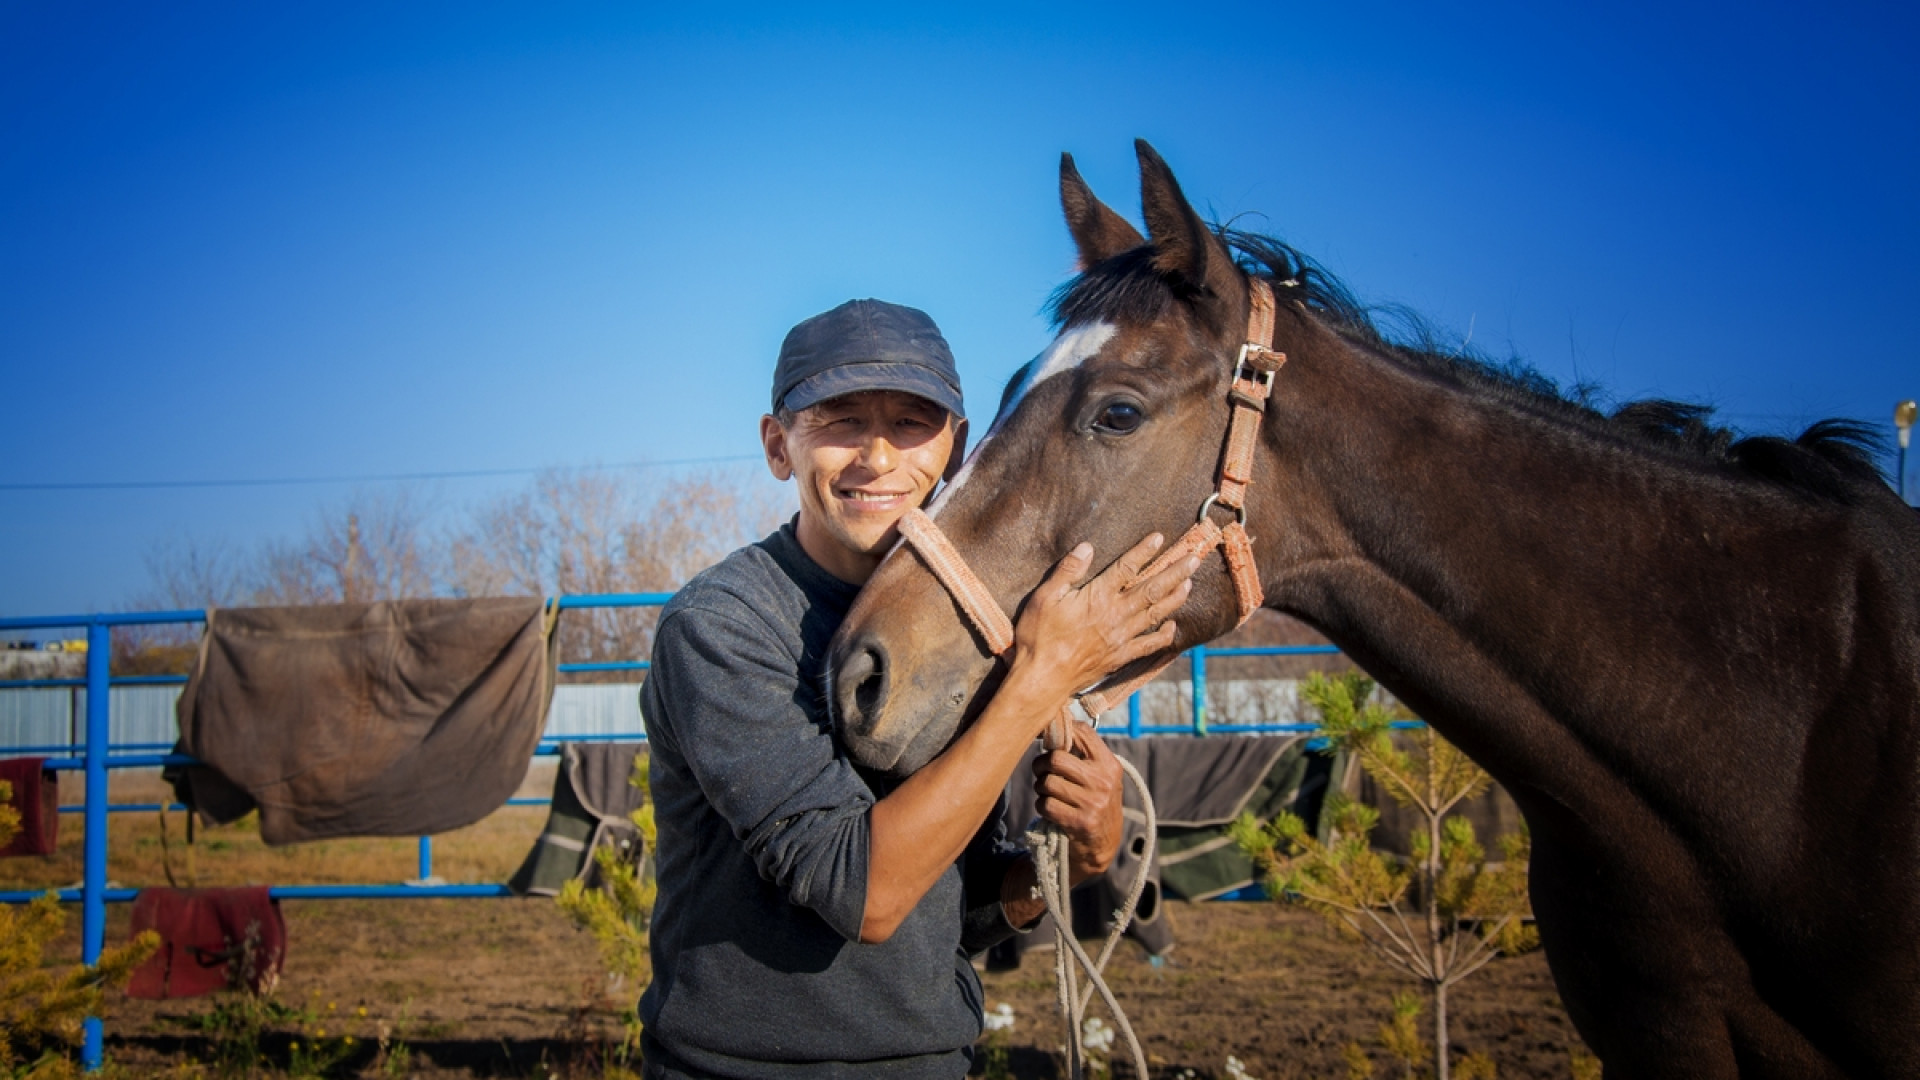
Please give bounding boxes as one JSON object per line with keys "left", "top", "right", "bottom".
{"left": 827, "top": 141, "right": 1920, "bottom": 1078}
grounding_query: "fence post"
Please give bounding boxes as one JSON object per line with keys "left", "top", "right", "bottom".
{"left": 1190, "top": 643, "right": 1207, "bottom": 735}
{"left": 82, "top": 620, "right": 110, "bottom": 1070}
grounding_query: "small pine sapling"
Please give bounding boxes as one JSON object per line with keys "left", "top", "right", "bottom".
{"left": 1231, "top": 673, "right": 1537, "bottom": 1080}
{"left": 556, "top": 760, "right": 658, "bottom": 1073}
{"left": 0, "top": 780, "right": 159, "bottom": 1078}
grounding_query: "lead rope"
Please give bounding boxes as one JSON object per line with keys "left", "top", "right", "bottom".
{"left": 1029, "top": 753, "right": 1157, "bottom": 1080}
{"left": 891, "top": 279, "right": 1287, "bottom": 1079}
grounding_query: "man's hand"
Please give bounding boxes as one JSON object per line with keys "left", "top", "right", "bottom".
{"left": 1034, "top": 724, "right": 1125, "bottom": 884}
{"left": 1001, "top": 533, "right": 1197, "bottom": 740}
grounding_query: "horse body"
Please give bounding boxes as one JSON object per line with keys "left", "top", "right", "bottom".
{"left": 827, "top": 142, "right": 1920, "bottom": 1077}
{"left": 1258, "top": 305, "right": 1920, "bottom": 1078}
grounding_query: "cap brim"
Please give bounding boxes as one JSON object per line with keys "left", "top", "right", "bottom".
{"left": 782, "top": 362, "right": 965, "bottom": 419}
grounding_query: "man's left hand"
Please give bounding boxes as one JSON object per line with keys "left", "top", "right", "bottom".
{"left": 1032, "top": 724, "right": 1125, "bottom": 883}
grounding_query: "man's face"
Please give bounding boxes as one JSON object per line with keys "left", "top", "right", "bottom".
{"left": 761, "top": 390, "right": 960, "bottom": 584}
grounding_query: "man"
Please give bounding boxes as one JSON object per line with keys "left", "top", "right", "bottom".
{"left": 639, "top": 299, "right": 1197, "bottom": 1079}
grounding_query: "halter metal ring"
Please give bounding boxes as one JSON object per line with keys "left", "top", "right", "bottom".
{"left": 1197, "top": 492, "right": 1247, "bottom": 526}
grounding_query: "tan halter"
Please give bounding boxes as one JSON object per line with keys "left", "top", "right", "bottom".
{"left": 894, "top": 279, "right": 1287, "bottom": 745}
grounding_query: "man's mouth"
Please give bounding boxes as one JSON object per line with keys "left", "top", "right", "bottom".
{"left": 839, "top": 489, "right": 909, "bottom": 507}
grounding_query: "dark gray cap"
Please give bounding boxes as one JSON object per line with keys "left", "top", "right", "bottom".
{"left": 772, "top": 299, "right": 965, "bottom": 419}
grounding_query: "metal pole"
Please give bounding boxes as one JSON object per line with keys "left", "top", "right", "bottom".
{"left": 1896, "top": 401, "right": 1916, "bottom": 503}
{"left": 1190, "top": 643, "right": 1208, "bottom": 735}
{"left": 81, "top": 620, "right": 110, "bottom": 1070}
{"left": 417, "top": 836, "right": 433, "bottom": 881}
{"left": 1127, "top": 692, "right": 1141, "bottom": 739}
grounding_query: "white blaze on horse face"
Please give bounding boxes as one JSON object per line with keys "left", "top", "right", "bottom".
{"left": 925, "top": 321, "right": 1118, "bottom": 516}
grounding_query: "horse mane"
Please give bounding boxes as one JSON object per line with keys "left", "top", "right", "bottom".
{"left": 1046, "top": 227, "right": 1888, "bottom": 503}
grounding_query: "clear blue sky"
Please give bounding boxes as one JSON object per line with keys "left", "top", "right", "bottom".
{"left": 3, "top": 1, "right": 1915, "bottom": 616}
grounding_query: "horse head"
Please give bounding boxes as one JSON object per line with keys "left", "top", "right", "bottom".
{"left": 828, "top": 140, "right": 1309, "bottom": 777}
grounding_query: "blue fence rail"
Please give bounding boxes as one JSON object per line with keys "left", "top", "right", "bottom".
{"left": 0, "top": 593, "right": 1357, "bottom": 1068}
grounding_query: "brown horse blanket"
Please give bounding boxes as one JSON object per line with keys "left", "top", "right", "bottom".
{"left": 0, "top": 757, "right": 58, "bottom": 857}
{"left": 509, "top": 741, "right": 650, "bottom": 897}
{"left": 127, "top": 886, "right": 285, "bottom": 998}
{"left": 167, "top": 598, "right": 558, "bottom": 845}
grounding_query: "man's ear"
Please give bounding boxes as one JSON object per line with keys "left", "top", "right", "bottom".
{"left": 943, "top": 417, "right": 970, "bottom": 482}
{"left": 761, "top": 414, "right": 793, "bottom": 481}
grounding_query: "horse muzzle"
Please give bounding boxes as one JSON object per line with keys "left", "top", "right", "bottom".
{"left": 828, "top": 542, "right": 1000, "bottom": 777}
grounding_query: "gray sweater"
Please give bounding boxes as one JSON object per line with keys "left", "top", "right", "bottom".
{"left": 639, "top": 521, "right": 1023, "bottom": 1080}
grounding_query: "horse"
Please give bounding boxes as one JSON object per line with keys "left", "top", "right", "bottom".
{"left": 826, "top": 141, "right": 1920, "bottom": 1078}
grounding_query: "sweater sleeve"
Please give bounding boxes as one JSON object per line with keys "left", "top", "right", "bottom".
{"left": 647, "top": 603, "right": 876, "bottom": 941}
{"left": 958, "top": 793, "right": 1031, "bottom": 954}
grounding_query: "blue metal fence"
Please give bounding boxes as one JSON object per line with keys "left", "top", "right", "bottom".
{"left": 0, "top": 593, "right": 1356, "bottom": 1068}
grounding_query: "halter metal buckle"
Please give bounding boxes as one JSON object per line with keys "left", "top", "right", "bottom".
{"left": 1234, "top": 343, "right": 1280, "bottom": 390}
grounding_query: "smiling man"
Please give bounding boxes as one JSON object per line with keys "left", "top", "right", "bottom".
{"left": 637, "top": 299, "right": 1198, "bottom": 1079}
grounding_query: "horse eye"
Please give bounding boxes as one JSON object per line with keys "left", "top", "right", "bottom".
{"left": 1093, "top": 401, "right": 1144, "bottom": 435}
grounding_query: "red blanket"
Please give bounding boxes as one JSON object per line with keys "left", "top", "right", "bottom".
{"left": 0, "top": 757, "right": 58, "bottom": 857}
{"left": 127, "top": 887, "right": 286, "bottom": 998}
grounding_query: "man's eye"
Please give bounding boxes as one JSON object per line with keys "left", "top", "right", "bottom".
{"left": 1093, "top": 402, "right": 1143, "bottom": 434}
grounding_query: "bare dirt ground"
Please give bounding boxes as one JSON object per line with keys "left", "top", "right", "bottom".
{"left": 69, "top": 895, "right": 1587, "bottom": 1079}
{"left": 18, "top": 770, "right": 1589, "bottom": 1079}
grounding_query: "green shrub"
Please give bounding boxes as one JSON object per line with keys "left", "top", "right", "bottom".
{"left": 0, "top": 780, "right": 160, "bottom": 1078}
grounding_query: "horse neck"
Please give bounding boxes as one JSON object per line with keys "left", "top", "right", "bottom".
{"left": 1250, "top": 329, "right": 1892, "bottom": 798}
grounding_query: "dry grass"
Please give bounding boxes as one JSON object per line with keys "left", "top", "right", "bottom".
{"left": 0, "top": 765, "right": 558, "bottom": 894}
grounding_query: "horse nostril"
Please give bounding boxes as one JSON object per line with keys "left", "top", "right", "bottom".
{"left": 835, "top": 641, "right": 890, "bottom": 734}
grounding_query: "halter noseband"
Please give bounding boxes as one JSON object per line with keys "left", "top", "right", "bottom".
{"left": 891, "top": 279, "right": 1287, "bottom": 744}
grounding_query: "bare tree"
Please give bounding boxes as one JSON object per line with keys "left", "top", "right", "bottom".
{"left": 138, "top": 535, "right": 254, "bottom": 612}
{"left": 448, "top": 467, "right": 789, "bottom": 672}
{"left": 122, "top": 536, "right": 256, "bottom": 664}
{"left": 131, "top": 467, "right": 790, "bottom": 673}
{"left": 255, "top": 486, "right": 440, "bottom": 605}
{"left": 625, "top": 469, "right": 790, "bottom": 589}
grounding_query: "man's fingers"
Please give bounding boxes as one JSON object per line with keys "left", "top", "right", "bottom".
{"left": 1069, "top": 722, "right": 1108, "bottom": 760}
{"left": 1066, "top": 724, "right": 1122, "bottom": 773}
{"left": 1116, "top": 554, "right": 1197, "bottom": 636}
{"left": 1033, "top": 542, "right": 1096, "bottom": 604}
{"left": 1112, "top": 619, "right": 1179, "bottom": 669}
{"left": 1144, "top": 573, "right": 1195, "bottom": 624}
{"left": 1035, "top": 745, "right": 1095, "bottom": 784}
{"left": 1142, "top": 553, "right": 1202, "bottom": 605}
{"left": 1036, "top": 781, "right": 1102, "bottom": 827}
{"left": 1036, "top": 783, "right": 1092, "bottom": 817}
{"left": 1102, "top": 531, "right": 1166, "bottom": 587}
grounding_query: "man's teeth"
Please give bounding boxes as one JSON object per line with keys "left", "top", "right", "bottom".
{"left": 845, "top": 492, "right": 898, "bottom": 503}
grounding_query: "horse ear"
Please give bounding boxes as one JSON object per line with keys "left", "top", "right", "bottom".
{"left": 1060, "top": 152, "right": 1145, "bottom": 270}
{"left": 1135, "top": 139, "right": 1243, "bottom": 311}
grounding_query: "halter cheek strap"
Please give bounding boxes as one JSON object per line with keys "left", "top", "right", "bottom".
{"left": 894, "top": 509, "right": 1014, "bottom": 656}
{"left": 894, "top": 278, "right": 1287, "bottom": 745}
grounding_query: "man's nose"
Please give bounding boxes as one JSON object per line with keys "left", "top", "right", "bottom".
{"left": 859, "top": 434, "right": 899, "bottom": 473}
